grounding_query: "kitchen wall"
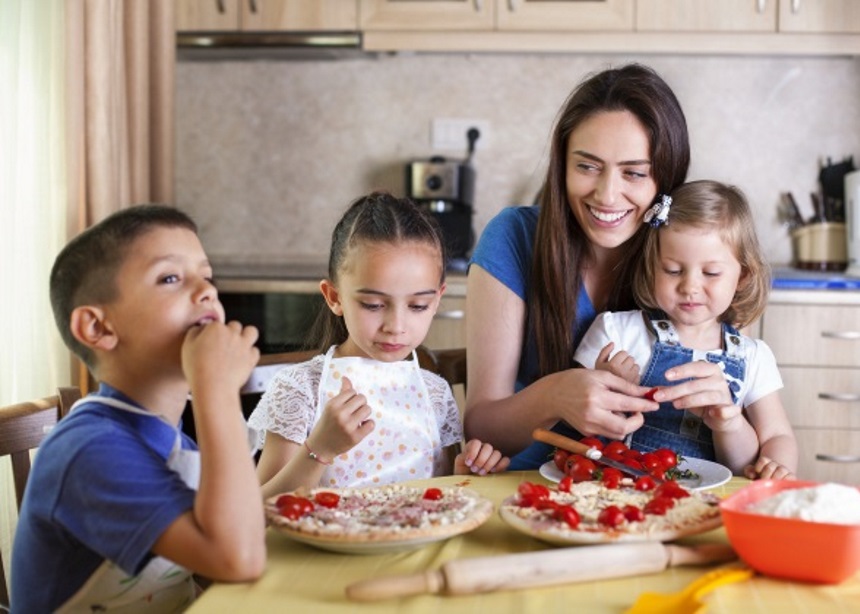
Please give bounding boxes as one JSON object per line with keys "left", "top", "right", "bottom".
{"left": 175, "top": 52, "right": 860, "bottom": 268}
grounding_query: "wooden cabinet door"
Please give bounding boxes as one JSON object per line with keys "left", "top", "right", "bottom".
{"left": 779, "top": 366, "right": 860, "bottom": 429}
{"left": 360, "top": 0, "right": 494, "bottom": 31}
{"left": 177, "top": 0, "right": 241, "bottom": 31}
{"left": 242, "top": 0, "right": 358, "bottom": 31}
{"left": 760, "top": 304, "right": 860, "bottom": 367}
{"left": 497, "top": 0, "right": 634, "bottom": 31}
{"left": 794, "top": 428, "right": 860, "bottom": 482}
{"left": 779, "top": 0, "right": 860, "bottom": 33}
{"left": 637, "top": 0, "right": 776, "bottom": 32}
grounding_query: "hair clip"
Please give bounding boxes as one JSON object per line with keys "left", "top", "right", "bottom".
{"left": 643, "top": 194, "right": 672, "bottom": 228}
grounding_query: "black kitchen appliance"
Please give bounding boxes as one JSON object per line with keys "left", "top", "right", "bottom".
{"left": 405, "top": 129, "right": 479, "bottom": 271}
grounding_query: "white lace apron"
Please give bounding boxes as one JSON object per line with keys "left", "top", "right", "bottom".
{"left": 316, "top": 347, "right": 443, "bottom": 487}
{"left": 56, "top": 396, "right": 197, "bottom": 613}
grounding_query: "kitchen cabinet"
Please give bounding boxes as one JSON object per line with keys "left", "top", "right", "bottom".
{"left": 176, "top": 0, "right": 358, "bottom": 32}
{"left": 424, "top": 296, "right": 467, "bottom": 351}
{"left": 778, "top": 0, "right": 860, "bottom": 33}
{"left": 760, "top": 297, "right": 860, "bottom": 483}
{"left": 496, "top": 0, "right": 633, "bottom": 32}
{"left": 358, "top": 0, "right": 494, "bottom": 31}
{"left": 636, "top": 1, "right": 776, "bottom": 32}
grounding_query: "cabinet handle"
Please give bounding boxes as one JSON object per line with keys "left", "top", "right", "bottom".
{"left": 818, "top": 392, "right": 860, "bottom": 402}
{"left": 435, "top": 310, "right": 465, "bottom": 321}
{"left": 508, "top": 0, "right": 517, "bottom": 12}
{"left": 815, "top": 453, "right": 860, "bottom": 464}
{"left": 756, "top": 0, "right": 766, "bottom": 13}
{"left": 248, "top": 0, "right": 258, "bottom": 14}
{"left": 473, "top": 0, "right": 482, "bottom": 12}
{"left": 216, "top": 0, "right": 225, "bottom": 14}
{"left": 791, "top": 0, "right": 801, "bottom": 14}
{"left": 820, "top": 330, "right": 860, "bottom": 340}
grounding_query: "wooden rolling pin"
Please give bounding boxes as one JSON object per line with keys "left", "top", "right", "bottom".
{"left": 345, "top": 542, "right": 736, "bottom": 602}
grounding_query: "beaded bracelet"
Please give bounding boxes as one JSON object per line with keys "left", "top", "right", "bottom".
{"left": 304, "top": 441, "right": 332, "bottom": 466}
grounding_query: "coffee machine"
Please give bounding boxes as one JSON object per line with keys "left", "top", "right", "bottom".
{"left": 405, "top": 129, "right": 479, "bottom": 271}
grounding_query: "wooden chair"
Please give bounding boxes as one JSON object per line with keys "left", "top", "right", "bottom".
{"left": 0, "top": 386, "right": 82, "bottom": 606}
{"left": 415, "top": 346, "right": 467, "bottom": 390}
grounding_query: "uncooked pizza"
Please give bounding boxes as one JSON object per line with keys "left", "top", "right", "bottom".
{"left": 267, "top": 484, "right": 493, "bottom": 551}
{"left": 500, "top": 478, "right": 722, "bottom": 545}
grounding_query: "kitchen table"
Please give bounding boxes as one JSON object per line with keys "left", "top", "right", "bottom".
{"left": 187, "top": 472, "right": 860, "bottom": 613}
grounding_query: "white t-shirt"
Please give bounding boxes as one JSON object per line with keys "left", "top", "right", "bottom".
{"left": 573, "top": 310, "right": 783, "bottom": 407}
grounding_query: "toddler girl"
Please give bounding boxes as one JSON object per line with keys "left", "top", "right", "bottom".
{"left": 574, "top": 180, "right": 797, "bottom": 479}
{"left": 249, "top": 191, "right": 508, "bottom": 497}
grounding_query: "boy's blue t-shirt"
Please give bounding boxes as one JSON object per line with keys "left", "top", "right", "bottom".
{"left": 470, "top": 206, "right": 597, "bottom": 470}
{"left": 10, "top": 384, "right": 197, "bottom": 613}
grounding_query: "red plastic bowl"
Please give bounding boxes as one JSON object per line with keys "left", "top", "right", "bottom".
{"left": 720, "top": 480, "right": 860, "bottom": 584}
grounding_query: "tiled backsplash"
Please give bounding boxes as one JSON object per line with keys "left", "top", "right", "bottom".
{"left": 176, "top": 53, "right": 860, "bottom": 268}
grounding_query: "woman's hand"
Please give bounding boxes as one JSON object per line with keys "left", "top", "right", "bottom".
{"left": 547, "top": 368, "right": 658, "bottom": 441}
{"left": 306, "top": 376, "right": 374, "bottom": 461}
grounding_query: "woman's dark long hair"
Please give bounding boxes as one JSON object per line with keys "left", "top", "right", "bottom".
{"left": 305, "top": 191, "right": 447, "bottom": 352}
{"left": 529, "top": 64, "right": 690, "bottom": 378}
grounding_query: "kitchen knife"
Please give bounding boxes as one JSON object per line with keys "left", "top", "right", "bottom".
{"left": 345, "top": 542, "right": 736, "bottom": 601}
{"left": 532, "top": 428, "right": 658, "bottom": 481}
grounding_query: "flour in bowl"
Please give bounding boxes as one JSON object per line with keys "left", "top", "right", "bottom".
{"left": 748, "top": 483, "right": 860, "bottom": 525}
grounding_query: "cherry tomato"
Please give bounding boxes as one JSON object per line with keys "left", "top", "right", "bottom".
{"left": 518, "top": 482, "right": 551, "bottom": 504}
{"left": 644, "top": 497, "right": 675, "bottom": 516}
{"left": 622, "top": 504, "right": 645, "bottom": 523}
{"left": 602, "top": 441, "right": 629, "bottom": 461}
{"left": 622, "top": 457, "right": 645, "bottom": 471}
{"left": 640, "top": 452, "right": 664, "bottom": 472}
{"left": 558, "top": 475, "right": 573, "bottom": 493}
{"left": 600, "top": 467, "right": 623, "bottom": 489}
{"left": 566, "top": 455, "right": 597, "bottom": 483}
{"left": 623, "top": 448, "right": 643, "bottom": 462}
{"left": 653, "top": 447, "right": 680, "bottom": 470}
{"left": 634, "top": 476, "right": 657, "bottom": 491}
{"left": 276, "top": 495, "right": 314, "bottom": 520}
{"left": 553, "top": 448, "right": 570, "bottom": 471}
{"left": 535, "top": 498, "right": 559, "bottom": 512}
{"left": 555, "top": 505, "right": 581, "bottom": 528}
{"left": 422, "top": 488, "right": 443, "bottom": 501}
{"left": 579, "top": 436, "right": 604, "bottom": 451}
{"left": 643, "top": 387, "right": 660, "bottom": 401}
{"left": 598, "top": 505, "right": 626, "bottom": 528}
{"left": 654, "top": 481, "right": 690, "bottom": 500}
{"left": 314, "top": 491, "right": 341, "bottom": 508}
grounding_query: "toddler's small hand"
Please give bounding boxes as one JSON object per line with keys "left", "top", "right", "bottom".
{"left": 595, "top": 342, "right": 640, "bottom": 384}
{"left": 454, "top": 439, "right": 510, "bottom": 476}
{"left": 743, "top": 455, "right": 796, "bottom": 480}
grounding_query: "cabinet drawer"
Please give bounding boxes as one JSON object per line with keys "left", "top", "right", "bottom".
{"left": 761, "top": 304, "right": 860, "bottom": 366}
{"left": 424, "top": 297, "right": 466, "bottom": 351}
{"left": 780, "top": 366, "right": 860, "bottom": 428}
{"left": 795, "top": 428, "right": 860, "bottom": 484}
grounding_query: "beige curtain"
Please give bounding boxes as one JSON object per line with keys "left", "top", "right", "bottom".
{"left": 66, "top": 0, "right": 175, "bottom": 388}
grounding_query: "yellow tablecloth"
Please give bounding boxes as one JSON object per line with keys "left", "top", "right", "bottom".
{"left": 188, "top": 472, "right": 860, "bottom": 613}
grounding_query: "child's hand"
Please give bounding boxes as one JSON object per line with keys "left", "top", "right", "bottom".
{"left": 744, "top": 455, "right": 796, "bottom": 480}
{"left": 182, "top": 320, "right": 260, "bottom": 393}
{"left": 453, "top": 439, "right": 510, "bottom": 476}
{"left": 696, "top": 403, "right": 746, "bottom": 433}
{"left": 595, "top": 342, "right": 640, "bottom": 384}
{"left": 306, "top": 376, "right": 374, "bottom": 461}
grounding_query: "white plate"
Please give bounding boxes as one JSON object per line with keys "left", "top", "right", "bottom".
{"left": 538, "top": 456, "right": 732, "bottom": 491}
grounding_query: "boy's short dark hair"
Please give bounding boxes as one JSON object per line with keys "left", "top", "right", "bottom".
{"left": 50, "top": 204, "right": 198, "bottom": 369}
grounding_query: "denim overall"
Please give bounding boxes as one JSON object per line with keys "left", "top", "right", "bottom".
{"left": 628, "top": 313, "right": 746, "bottom": 461}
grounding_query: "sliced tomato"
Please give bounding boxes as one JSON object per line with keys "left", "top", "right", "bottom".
{"left": 276, "top": 495, "right": 314, "bottom": 520}
{"left": 644, "top": 497, "right": 675, "bottom": 516}
{"left": 654, "top": 481, "right": 690, "bottom": 500}
{"left": 622, "top": 504, "right": 645, "bottom": 523}
{"left": 600, "top": 467, "right": 623, "bottom": 489}
{"left": 643, "top": 387, "right": 660, "bottom": 401}
{"left": 558, "top": 475, "right": 573, "bottom": 493}
{"left": 422, "top": 487, "right": 443, "bottom": 501}
{"left": 598, "top": 505, "right": 626, "bottom": 528}
{"left": 623, "top": 448, "right": 643, "bottom": 462}
{"left": 518, "top": 481, "right": 551, "bottom": 501}
{"left": 634, "top": 475, "right": 657, "bottom": 491}
{"left": 555, "top": 505, "right": 581, "bottom": 528}
{"left": 313, "top": 491, "right": 341, "bottom": 508}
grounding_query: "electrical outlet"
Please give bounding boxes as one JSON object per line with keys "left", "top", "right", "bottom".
{"left": 431, "top": 118, "right": 490, "bottom": 152}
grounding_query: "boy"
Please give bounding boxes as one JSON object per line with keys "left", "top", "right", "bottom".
{"left": 11, "top": 205, "right": 266, "bottom": 612}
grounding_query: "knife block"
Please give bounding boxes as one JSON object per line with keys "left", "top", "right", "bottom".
{"left": 791, "top": 222, "right": 847, "bottom": 271}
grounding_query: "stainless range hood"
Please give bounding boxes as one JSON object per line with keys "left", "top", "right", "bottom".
{"left": 177, "top": 31, "right": 365, "bottom": 60}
